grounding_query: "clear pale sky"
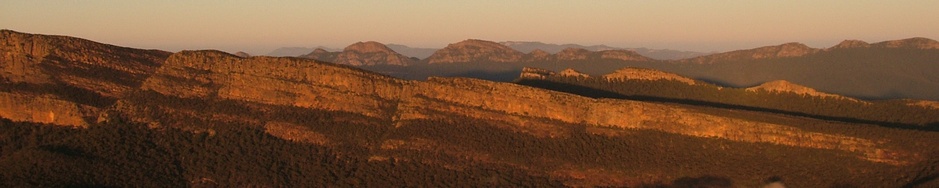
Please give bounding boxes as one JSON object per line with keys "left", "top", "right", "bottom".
{"left": 2, "top": 1, "right": 937, "bottom": 54}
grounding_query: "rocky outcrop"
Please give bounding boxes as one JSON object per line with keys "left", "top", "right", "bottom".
{"left": 682, "top": 42, "right": 819, "bottom": 64}
{"left": 518, "top": 67, "right": 589, "bottom": 79}
{"left": 264, "top": 122, "right": 330, "bottom": 145}
{"left": 518, "top": 67, "right": 556, "bottom": 80}
{"left": 298, "top": 48, "right": 339, "bottom": 62}
{"left": 746, "top": 80, "right": 861, "bottom": 102}
{"left": 332, "top": 41, "right": 416, "bottom": 66}
{"left": 602, "top": 67, "right": 697, "bottom": 85}
{"left": 426, "top": 39, "right": 525, "bottom": 64}
{"left": 905, "top": 100, "right": 939, "bottom": 110}
{"left": 0, "top": 91, "right": 90, "bottom": 127}
{"left": 137, "top": 50, "right": 912, "bottom": 164}
{"left": 559, "top": 68, "right": 589, "bottom": 78}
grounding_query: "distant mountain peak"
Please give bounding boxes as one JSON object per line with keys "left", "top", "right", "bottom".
{"left": 683, "top": 42, "right": 819, "bottom": 64}
{"left": 555, "top": 48, "right": 592, "bottom": 61}
{"left": 344, "top": 41, "right": 394, "bottom": 53}
{"left": 831, "top": 40, "right": 871, "bottom": 49}
{"left": 298, "top": 48, "right": 340, "bottom": 62}
{"left": 334, "top": 41, "right": 415, "bottom": 66}
{"left": 425, "top": 39, "right": 524, "bottom": 64}
{"left": 602, "top": 67, "right": 697, "bottom": 85}
{"left": 873, "top": 37, "right": 939, "bottom": 49}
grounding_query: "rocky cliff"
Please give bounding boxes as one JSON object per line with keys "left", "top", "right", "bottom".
{"left": 134, "top": 50, "right": 914, "bottom": 165}
{"left": 0, "top": 30, "right": 170, "bottom": 126}
{"left": 682, "top": 42, "right": 819, "bottom": 64}
{"left": 425, "top": 39, "right": 525, "bottom": 64}
{"left": 1, "top": 30, "right": 170, "bottom": 96}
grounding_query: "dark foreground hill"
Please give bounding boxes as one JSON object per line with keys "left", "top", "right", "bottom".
{"left": 1, "top": 30, "right": 939, "bottom": 187}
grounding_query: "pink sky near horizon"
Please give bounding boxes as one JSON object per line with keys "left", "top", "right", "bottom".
{"left": 2, "top": 1, "right": 937, "bottom": 54}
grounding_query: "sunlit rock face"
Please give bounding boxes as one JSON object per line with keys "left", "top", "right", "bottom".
{"left": 0, "top": 92, "right": 90, "bottom": 127}
{"left": 138, "top": 50, "right": 913, "bottom": 165}
{"left": 0, "top": 29, "right": 170, "bottom": 126}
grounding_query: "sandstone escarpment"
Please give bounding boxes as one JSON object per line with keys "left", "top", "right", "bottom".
{"left": 141, "top": 50, "right": 408, "bottom": 118}
{"left": 136, "top": 50, "right": 913, "bottom": 165}
{"left": 602, "top": 67, "right": 697, "bottom": 85}
{"left": 333, "top": 41, "right": 416, "bottom": 66}
{"left": 0, "top": 30, "right": 170, "bottom": 97}
{"left": 683, "top": 42, "right": 819, "bottom": 64}
{"left": 426, "top": 39, "right": 524, "bottom": 64}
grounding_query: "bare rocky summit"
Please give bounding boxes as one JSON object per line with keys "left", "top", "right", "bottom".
{"left": 333, "top": 41, "right": 416, "bottom": 66}
{"left": 426, "top": 39, "right": 525, "bottom": 64}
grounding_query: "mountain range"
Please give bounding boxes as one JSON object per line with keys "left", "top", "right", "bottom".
{"left": 2, "top": 29, "right": 939, "bottom": 187}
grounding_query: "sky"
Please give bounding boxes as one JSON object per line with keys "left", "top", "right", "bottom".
{"left": 2, "top": 1, "right": 938, "bottom": 54}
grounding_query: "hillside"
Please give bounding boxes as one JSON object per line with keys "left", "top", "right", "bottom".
{"left": 2, "top": 30, "right": 939, "bottom": 187}
{"left": 516, "top": 67, "right": 939, "bottom": 128}
{"left": 500, "top": 41, "right": 709, "bottom": 60}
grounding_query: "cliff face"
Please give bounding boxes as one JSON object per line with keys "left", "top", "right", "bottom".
{"left": 426, "top": 39, "right": 525, "bottom": 64}
{"left": 0, "top": 91, "right": 90, "bottom": 127}
{"left": 333, "top": 41, "right": 416, "bottom": 66}
{"left": 0, "top": 30, "right": 169, "bottom": 126}
{"left": 0, "top": 30, "right": 170, "bottom": 96}
{"left": 683, "top": 42, "right": 819, "bottom": 64}
{"left": 135, "top": 50, "right": 913, "bottom": 165}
